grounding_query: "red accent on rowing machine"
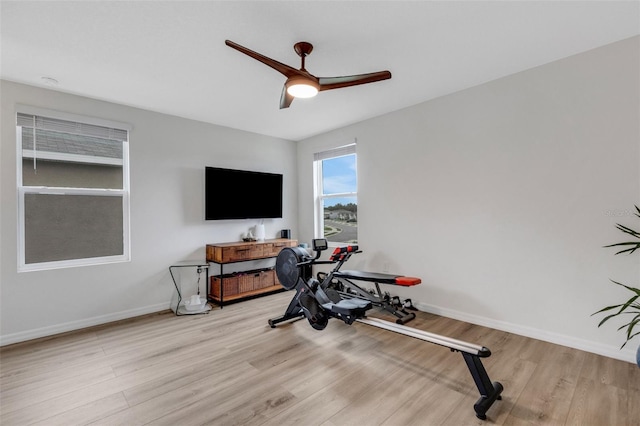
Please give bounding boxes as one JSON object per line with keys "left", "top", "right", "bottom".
{"left": 333, "top": 270, "right": 421, "bottom": 286}
{"left": 395, "top": 276, "right": 422, "bottom": 286}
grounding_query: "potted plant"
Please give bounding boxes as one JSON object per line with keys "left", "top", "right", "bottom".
{"left": 593, "top": 205, "right": 640, "bottom": 366}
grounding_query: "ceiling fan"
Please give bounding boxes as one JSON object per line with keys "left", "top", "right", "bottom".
{"left": 225, "top": 40, "right": 392, "bottom": 109}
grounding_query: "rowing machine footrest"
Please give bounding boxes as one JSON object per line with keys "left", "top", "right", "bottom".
{"left": 395, "top": 312, "right": 416, "bottom": 325}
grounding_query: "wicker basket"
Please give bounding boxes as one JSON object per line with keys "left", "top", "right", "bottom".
{"left": 210, "top": 274, "right": 239, "bottom": 298}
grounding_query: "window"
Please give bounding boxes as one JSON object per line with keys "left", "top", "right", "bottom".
{"left": 16, "top": 106, "right": 131, "bottom": 271}
{"left": 314, "top": 143, "right": 357, "bottom": 244}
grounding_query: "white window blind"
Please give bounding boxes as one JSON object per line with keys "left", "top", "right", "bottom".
{"left": 16, "top": 107, "right": 131, "bottom": 272}
{"left": 313, "top": 143, "right": 356, "bottom": 162}
{"left": 17, "top": 112, "right": 129, "bottom": 141}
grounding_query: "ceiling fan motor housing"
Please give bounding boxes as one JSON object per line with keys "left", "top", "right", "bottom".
{"left": 294, "top": 42, "right": 314, "bottom": 58}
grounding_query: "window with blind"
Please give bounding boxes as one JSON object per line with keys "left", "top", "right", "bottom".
{"left": 16, "top": 106, "right": 131, "bottom": 271}
{"left": 313, "top": 143, "right": 357, "bottom": 244}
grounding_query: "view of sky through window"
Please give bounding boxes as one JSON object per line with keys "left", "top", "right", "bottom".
{"left": 322, "top": 154, "right": 357, "bottom": 197}
{"left": 322, "top": 154, "right": 357, "bottom": 243}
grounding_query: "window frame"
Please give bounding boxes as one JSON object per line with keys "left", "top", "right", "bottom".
{"left": 313, "top": 142, "right": 357, "bottom": 245}
{"left": 16, "top": 105, "right": 132, "bottom": 272}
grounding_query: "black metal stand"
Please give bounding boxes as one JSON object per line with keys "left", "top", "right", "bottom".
{"left": 268, "top": 279, "right": 307, "bottom": 327}
{"left": 461, "top": 352, "right": 504, "bottom": 420}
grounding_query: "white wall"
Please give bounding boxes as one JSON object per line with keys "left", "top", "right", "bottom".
{"left": 297, "top": 36, "right": 640, "bottom": 363}
{"left": 0, "top": 81, "right": 297, "bottom": 344}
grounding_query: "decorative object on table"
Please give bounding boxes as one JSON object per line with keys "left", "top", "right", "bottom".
{"left": 592, "top": 205, "right": 640, "bottom": 367}
{"left": 243, "top": 228, "right": 256, "bottom": 242}
{"left": 255, "top": 222, "right": 265, "bottom": 241}
{"left": 281, "top": 229, "right": 291, "bottom": 239}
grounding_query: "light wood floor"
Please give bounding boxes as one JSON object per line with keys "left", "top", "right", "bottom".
{"left": 1, "top": 291, "right": 638, "bottom": 425}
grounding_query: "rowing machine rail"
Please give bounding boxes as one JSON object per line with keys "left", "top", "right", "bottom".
{"left": 357, "top": 317, "right": 503, "bottom": 420}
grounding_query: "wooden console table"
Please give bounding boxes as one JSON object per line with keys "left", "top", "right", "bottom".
{"left": 206, "top": 238, "right": 297, "bottom": 307}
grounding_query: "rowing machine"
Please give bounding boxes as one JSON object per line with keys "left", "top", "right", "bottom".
{"left": 268, "top": 239, "right": 504, "bottom": 420}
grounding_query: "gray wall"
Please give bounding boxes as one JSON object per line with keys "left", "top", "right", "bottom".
{"left": 2, "top": 37, "right": 638, "bottom": 364}
{"left": 1, "top": 81, "right": 298, "bottom": 344}
{"left": 297, "top": 36, "right": 640, "bottom": 362}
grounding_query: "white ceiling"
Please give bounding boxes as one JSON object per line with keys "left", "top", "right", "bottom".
{"left": 2, "top": 1, "right": 639, "bottom": 141}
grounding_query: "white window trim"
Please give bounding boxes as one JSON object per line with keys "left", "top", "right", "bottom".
{"left": 21, "top": 149, "right": 123, "bottom": 166}
{"left": 16, "top": 106, "right": 131, "bottom": 272}
{"left": 313, "top": 141, "right": 357, "bottom": 243}
{"left": 16, "top": 104, "right": 133, "bottom": 132}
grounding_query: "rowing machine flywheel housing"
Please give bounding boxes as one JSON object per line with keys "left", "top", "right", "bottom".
{"left": 275, "top": 246, "right": 310, "bottom": 290}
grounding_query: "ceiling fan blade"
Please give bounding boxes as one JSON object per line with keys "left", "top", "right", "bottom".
{"left": 318, "top": 71, "right": 392, "bottom": 91}
{"left": 280, "top": 85, "right": 294, "bottom": 109}
{"left": 225, "top": 40, "right": 299, "bottom": 78}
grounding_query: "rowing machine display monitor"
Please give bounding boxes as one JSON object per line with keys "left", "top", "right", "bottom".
{"left": 312, "top": 238, "right": 328, "bottom": 251}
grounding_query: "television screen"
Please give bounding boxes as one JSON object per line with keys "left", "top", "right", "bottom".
{"left": 205, "top": 167, "right": 283, "bottom": 220}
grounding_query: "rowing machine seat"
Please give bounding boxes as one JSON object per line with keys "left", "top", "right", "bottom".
{"left": 321, "top": 298, "right": 372, "bottom": 324}
{"left": 312, "top": 283, "right": 372, "bottom": 324}
{"left": 334, "top": 270, "right": 422, "bottom": 286}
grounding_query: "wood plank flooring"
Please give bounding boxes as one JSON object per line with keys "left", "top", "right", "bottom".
{"left": 1, "top": 291, "right": 638, "bottom": 425}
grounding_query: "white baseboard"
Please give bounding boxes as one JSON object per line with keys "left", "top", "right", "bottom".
{"left": 0, "top": 302, "right": 171, "bottom": 347}
{"left": 414, "top": 302, "right": 637, "bottom": 364}
{"left": 2, "top": 300, "right": 635, "bottom": 364}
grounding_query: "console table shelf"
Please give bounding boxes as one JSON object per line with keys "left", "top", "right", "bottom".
{"left": 214, "top": 284, "right": 284, "bottom": 302}
{"left": 206, "top": 238, "right": 297, "bottom": 307}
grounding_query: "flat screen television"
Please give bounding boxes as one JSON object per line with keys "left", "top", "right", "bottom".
{"left": 205, "top": 166, "right": 283, "bottom": 220}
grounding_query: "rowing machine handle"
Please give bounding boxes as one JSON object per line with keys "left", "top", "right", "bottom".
{"left": 329, "top": 245, "right": 360, "bottom": 262}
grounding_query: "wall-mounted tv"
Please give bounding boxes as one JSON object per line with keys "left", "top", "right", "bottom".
{"left": 205, "top": 166, "right": 283, "bottom": 220}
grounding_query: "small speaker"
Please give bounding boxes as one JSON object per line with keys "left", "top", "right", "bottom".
{"left": 280, "top": 229, "right": 291, "bottom": 239}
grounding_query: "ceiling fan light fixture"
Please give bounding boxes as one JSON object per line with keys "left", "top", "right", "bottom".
{"left": 225, "top": 40, "right": 391, "bottom": 109}
{"left": 286, "top": 76, "right": 319, "bottom": 98}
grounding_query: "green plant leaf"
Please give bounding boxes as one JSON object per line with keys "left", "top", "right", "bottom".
{"left": 616, "top": 314, "right": 640, "bottom": 332}
{"left": 616, "top": 224, "right": 640, "bottom": 237}
{"left": 607, "top": 279, "right": 640, "bottom": 296}
{"left": 627, "top": 329, "right": 640, "bottom": 343}
{"left": 604, "top": 241, "right": 640, "bottom": 255}
{"left": 605, "top": 242, "right": 640, "bottom": 247}
{"left": 592, "top": 303, "right": 624, "bottom": 316}
{"left": 619, "top": 295, "right": 639, "bottom": 311}
{"left": 603, "top": 217, "right": 640, "bottom": 255}
{"left": 594, "top": 290, "right": 639, "bottom": 327}
{"left": 598, "top": 313, "right": 620, "bottom": 327}
{"left": 624, "top": 314, "right": 640, "bottom": 339}
{"left": 596, "top": 206, "right": 640, "bottom": 348}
